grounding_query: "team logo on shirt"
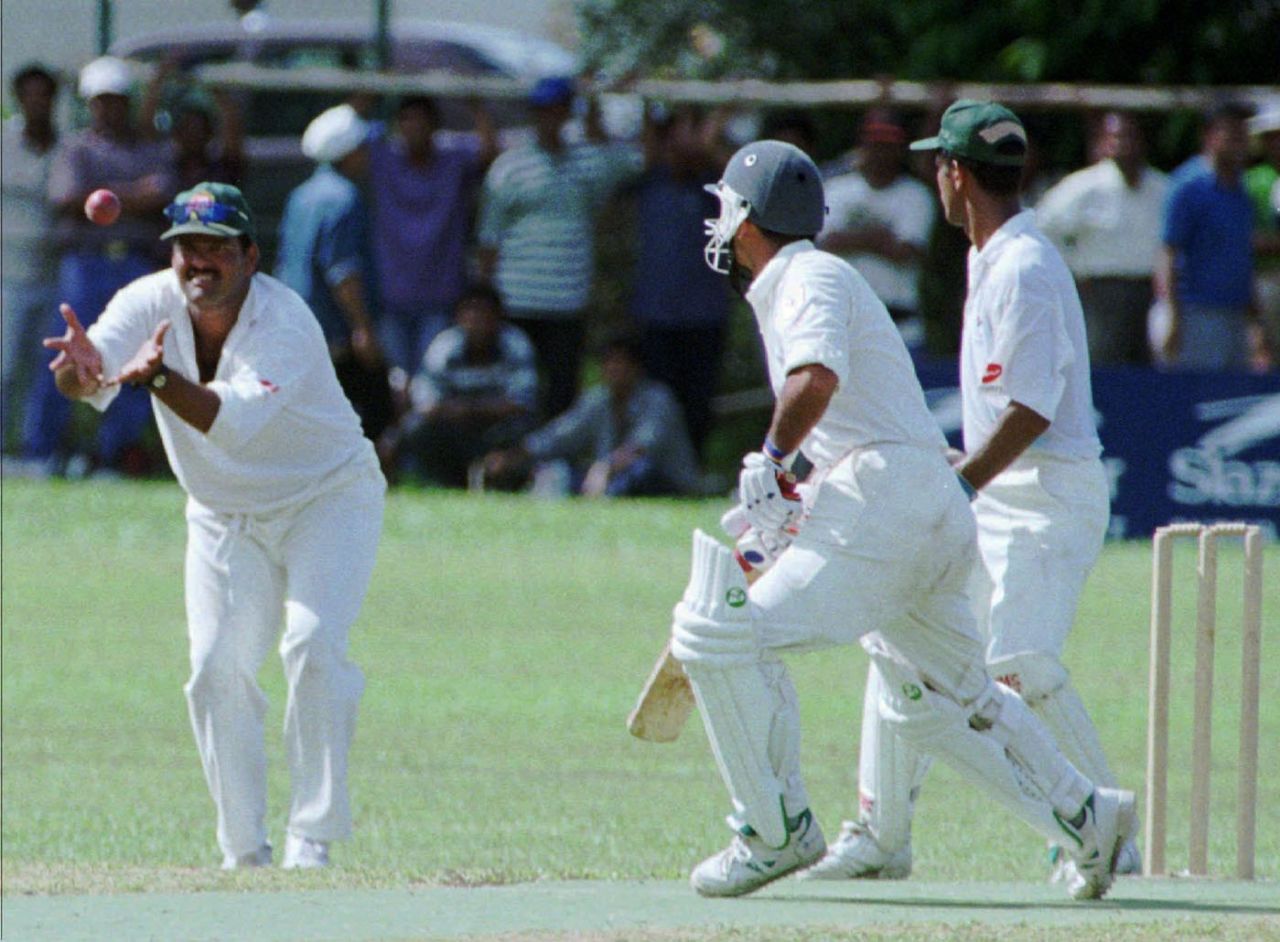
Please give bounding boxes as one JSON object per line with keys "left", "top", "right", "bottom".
{"left": 982, "top": 362, "right": 1003, "bottom": 384}
{"left": 260, "top": 378, "right": 279, "bottom": 393}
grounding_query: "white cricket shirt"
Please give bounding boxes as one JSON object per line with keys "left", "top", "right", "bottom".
{"left": 1034, "top": 159, "right": 1168, "bottom": 278}
{"left": 744, "top": 240, "right": 945, "bottom": 469}
{"left": 961, "top": 211, "right": 1101, "bottom": 460}
{"left": 87, "top": 270, "right": 379, "bottom": 513}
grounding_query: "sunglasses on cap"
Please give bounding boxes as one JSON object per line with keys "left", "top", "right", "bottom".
{"left": 163, "top": 198, "right": 249, "bottom": 227}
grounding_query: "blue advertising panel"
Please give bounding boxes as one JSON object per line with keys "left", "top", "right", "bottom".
{"left": 913, "top": 360, "right": 1280, "bottom": 540}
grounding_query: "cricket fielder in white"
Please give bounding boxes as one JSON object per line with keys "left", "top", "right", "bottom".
{"left": 804, "top": 101, "right": 1136, "bottom": 884}
{"left": 673, "top": 139, "right": 1134, "bottom": 901}
{"left": 42, "top": 182, "right": 385, "bottom": 870}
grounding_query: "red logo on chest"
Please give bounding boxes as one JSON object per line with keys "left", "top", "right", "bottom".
{"left": 982, "top": 362, "right": 1003, "bottom": 384}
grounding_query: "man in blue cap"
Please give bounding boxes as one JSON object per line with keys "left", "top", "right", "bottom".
{"left": 476, "top": 76, "right": 639, "bottom": 419}
{"left": 42, "top": 181, "right": 386, "bottom": 872}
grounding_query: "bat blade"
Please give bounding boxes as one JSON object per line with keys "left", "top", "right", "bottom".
{"left": 626, "top": 640, "right": 696, "bottom": 743}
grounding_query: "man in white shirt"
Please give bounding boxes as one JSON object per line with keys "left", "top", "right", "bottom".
{"left": 671, "top": 139, "right": 1133, "bottom": 902}
{"left": 1036, "top": 112, "right": 1167, "bottom": 365}
{"left": 819, "top": 109, "right": 935, "bottom": 352}
{"left": 804, "top": 100, "right": 1136, "bottom": 885}
{"left": 42, "top": 182, "right": 385, "bottom": 870}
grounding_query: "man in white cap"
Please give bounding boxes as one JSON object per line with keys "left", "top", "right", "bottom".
{"left": 22, "top": 56, "right": 176, "bottom": 476}
{"left": 41, "top": 181, "right": 385, "bottom": 869}
{"left": 275, "top": 103, "right": 391, "bottom": 440}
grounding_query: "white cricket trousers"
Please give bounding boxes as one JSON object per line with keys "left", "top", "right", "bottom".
{"left": 183, "top": 467, "right": 385, "bottom": 859}
{"left": 741, "top": 445, "right": 1095, "bottom": 844}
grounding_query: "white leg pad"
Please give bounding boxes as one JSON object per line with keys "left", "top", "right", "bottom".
{"left": 989, "top": 652, "right": 1117, "bottom": 789}
{"left": 761, "top": 656, "right": 808, "bottom": 818}
{"left": 873, "top": 655, "right": 1086, "bottom": 845}
{"left": 672, "top": 530, "right": 788, "bottom": 848}
{"left": 966, "top": 678, "right": 1095, "bottom": 816}
{"left": 858, "top": 660, "right": 930, "bottom": 852}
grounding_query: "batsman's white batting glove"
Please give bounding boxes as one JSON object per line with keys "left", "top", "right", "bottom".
{"left": 738, "top": 444, "right": 803, "bottom": 533}
{"left": 734, "top": 525, "right": 792, "bottom": 575}
{"left": 718, "top": 504, "right": 786, "bottom": 575}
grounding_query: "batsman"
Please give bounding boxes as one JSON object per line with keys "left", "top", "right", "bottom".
{"left": 670, "top": 140, "right": 1135, "bottom": 900}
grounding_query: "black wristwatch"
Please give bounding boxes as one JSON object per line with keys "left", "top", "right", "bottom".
{"left": 147, "top": 365, "right": 170, "bottom": 391}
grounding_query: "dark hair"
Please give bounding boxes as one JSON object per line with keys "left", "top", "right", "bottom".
{"left": 11, "top": 63, "right": 57, "bottom": 97}
{"left": 597, "top": 330, "right": 645, "bottom": 365}
{"left": 948, "top": 152, "right": 1023, "bottom": 197}
{"left": 455, "top": 282, "right": 504, "bottom": 316}
{"left": 397, "top": 95, "right": 440, "bottom": 124}
{"left": 762, "top": 110, "right": 817, "bottom": 150}
{"left": 1204, "top": 100, "right": 1255, "bottom": 130}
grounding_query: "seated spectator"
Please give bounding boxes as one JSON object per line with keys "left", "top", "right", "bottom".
{"left": 481, "top": 334, "right": 702, "bottom": 498}
{"left": 380, "top": 284, "right": 537, "bottom": 487}
{"left": 1156, "top": 102, "right": 1270, "bottom": 370}
{"left": 1036, "top": 112, "right": 1167, "bottom": 366}
{"left": 369, "top": 95, "right": 498, "bottom": 375}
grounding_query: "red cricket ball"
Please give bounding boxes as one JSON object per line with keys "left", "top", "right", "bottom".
{"left": 84, "top": 188, "right": 122, "bottom": 226}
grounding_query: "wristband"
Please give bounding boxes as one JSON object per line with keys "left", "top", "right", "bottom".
{"left": 955, "top": 470, "right": 978, "bottom": 502}
{"left": 762, "top": 438, "right": 796, "bottom": 470}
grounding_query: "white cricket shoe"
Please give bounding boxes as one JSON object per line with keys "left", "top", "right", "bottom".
{"left": 1113, "top": 838, "right": 1142, "bottom": 875}
{"left": 1057, "top": 788, "right": 1136, "bottom": 901}
{"left": 221, "top": 843, "right": 272, "bottom": 870}
{"left": 1051, "top": 835, "right": 1141, "bottom": 882}
{"left": 691, "top": 809, "right": 826, "bottom": 898}
{"left": 797, "top": 819, "right": 911, "bottom": 881}
{"left": 282, "top": 833, "right": 330, "bottom": 869}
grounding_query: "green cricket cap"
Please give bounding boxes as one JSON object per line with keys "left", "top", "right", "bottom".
{"left": 160, "top": 182, "right": 257, "bottom": 242}
{"left": 910, "top": 99, "right": 1028, "bottom": 167}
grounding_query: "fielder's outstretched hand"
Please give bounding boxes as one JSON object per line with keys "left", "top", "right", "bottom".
{"left": 108, "top": 319, "right": 171, "bottom": 387}
{"left": 43, "top": 303, "right": 105, "bottom": 392}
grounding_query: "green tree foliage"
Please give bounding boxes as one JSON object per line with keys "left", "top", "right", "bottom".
{"left": 575, "top": 0, "right": 1280, "bottom": 84}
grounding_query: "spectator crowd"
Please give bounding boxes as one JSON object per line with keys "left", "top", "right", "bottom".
{"left": 3, "top": 51, "right": 1278, "bottom": 487}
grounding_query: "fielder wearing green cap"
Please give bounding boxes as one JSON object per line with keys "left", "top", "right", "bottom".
{"left": 677, "top": 136, "right": 1135, "bottom": 901}
{"left": 807, "top": 101, "right": 1139, "bottom": 890}
{"left": 41, "top": 174, "right": 385, "bottom": 872}
{"left": 910, "top": 99, "right": 1029, "bottom": 167}
{"left": 161, "top": 181, "right": 258, "bottom": 242}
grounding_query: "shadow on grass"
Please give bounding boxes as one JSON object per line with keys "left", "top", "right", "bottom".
{"left": 758, "top": 891, "right": 1280, "bottom": 918}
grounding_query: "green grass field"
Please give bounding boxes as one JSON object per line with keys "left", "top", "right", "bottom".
{"left": 2, "top": 479, "right": 1277, "bottom": 940}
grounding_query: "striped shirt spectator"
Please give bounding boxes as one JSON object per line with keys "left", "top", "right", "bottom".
{"left": 477, "top": 140, "right": 635, "bottom": 315}
{"left": 476, "top": 76, "right": 640, "bottom": 419}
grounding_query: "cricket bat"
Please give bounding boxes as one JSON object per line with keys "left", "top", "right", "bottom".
{"left": 627, "top": 560, "right": 764, "bottom": 743}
